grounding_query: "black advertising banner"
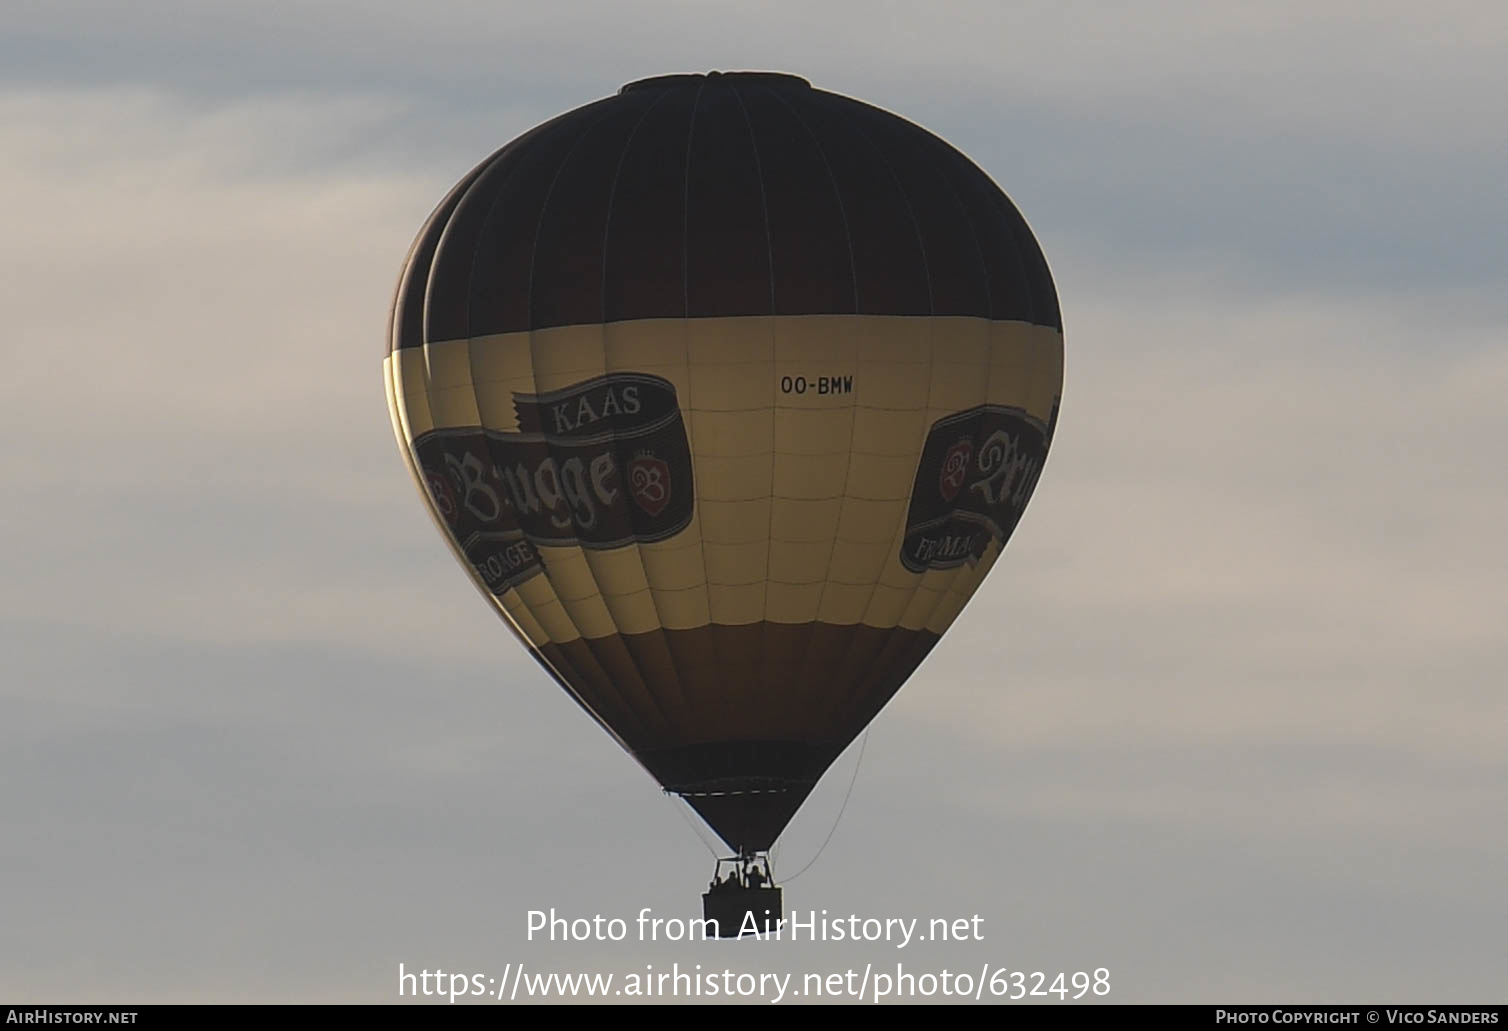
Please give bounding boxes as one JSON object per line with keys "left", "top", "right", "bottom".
{"left": 411, "top": 373, "right": 694, "bottom": 597}
{"left": 900, "top": 400, "right": 1059, "bottom": 574}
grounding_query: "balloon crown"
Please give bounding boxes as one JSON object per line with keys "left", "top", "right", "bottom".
{"left": 619, "top": 71, "right": 812, "bottom": 94}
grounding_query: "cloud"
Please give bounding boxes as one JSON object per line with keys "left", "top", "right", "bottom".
{"left": 7, "top": 2, "right": 1507, "bottom": 154}
{"left": 1, "top": 89, "right": 479, "bottom": 656}
{"left": 919, "top": 258, "right": 1508, "bottom": 774}
{"left": 12, "top": 5, "right": 1508, "bottom": 296}
{"left": 2, "top": 10, "right": 1506, "bottom": 998}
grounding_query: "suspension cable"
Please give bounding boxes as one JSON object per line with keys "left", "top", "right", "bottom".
{"left": 780, "top": 730, "right": 869, "bottom": 884}
{"left": 662, "top": 790, "right": 721, "bottom": 858}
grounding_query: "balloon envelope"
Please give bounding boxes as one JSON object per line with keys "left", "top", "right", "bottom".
{"left": 385, "top": 72, "right": 1063, "bottom": 854}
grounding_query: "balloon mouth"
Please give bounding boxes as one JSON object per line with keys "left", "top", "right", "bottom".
{"left": 643, "top": 739, "right": 832, "bottom": 795}
{"left": 619, "top": 71, "right": 812, "bottom": 94}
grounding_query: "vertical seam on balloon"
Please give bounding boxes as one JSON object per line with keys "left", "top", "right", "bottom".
{"left": 760, "top": 84, "right": 859, "bottom": 311}
{"left": 761, "top": 88, "right": 904, "bottom": 753}
{"left": 514, "top": 90, "right": 689, "bottom": 741}
{"left": 932, "top": 145, "right": 994, "bottom": 318}
{"left": 726, "top": 82, "right": 776, "bottom": 314}
{"left": 822, "top": 344, "right": 948, "bottom": 730}
{"left": 677, "top": 79, "right": 718, "bottom": 650}
{"left": 596, "top": 84, "right": 699, "bottom": 734}
{"left": 770, "top": 93, "right": 873, "bottom": 713}
{"left": 517, "top": 110, "right": 669, "bottom": 737}
{"left": 813, "top": 148, "right": 999, "bottom": 726}
{"left": 983, "top": 184, "right": 1050, "bottom": 327}
{"left": 726, "top": 79, "right": 782, "bottom": 727}
{"left": 810, "top": 92, "right": 938, "bottom": 621}
{"left": 451, "top": 111, "right": 601, "bottom": 341}
{"left": 841, "top": 538, "right": 986, "bottom": 731}
{"left": 833, "top": 139, "right": 1016, "bottom": 716}
{"left": 440, "top": 130, "right": 607, "bottom": 683}
{"left": 420, "top": 137, "right": 520, "bottom": 345}
{"left": 525, "top": 336, "right": 673, "bottom": 737}
{"left": 988, "top": 188, "right": 1037, "bottom": 326}
{"left": 417, "top": 112, "right": 655, "bottom": 772}
{"left": 600, "top": 88, "right": 674, "bottom": 323}
{"left": 766, "top": 91, "right": 912, "bottom": 648}
{"left": 805, "top": 102, "right": 960, "bottom": 730}
{"left": 755, "top": 83, "right": 860, "bottom": 634}
{"left": 574, "top": 328, "right": 685, "bottom": 738}
{"left": 526, "top": 109, "right": 619, "bottom": 331}
{"left": 681, "top": 79, "right": 709, "bottom": 318}
{"left": 846, "top": 101, "right": 934, "bottom": 315}
{"left": 435, "top": 148, "right": 552, "bottom": 664}
{"left": 826, "top": 326, "right": 993, "bottom": 731}
{"left": 404, "top": 156, "right": 576, "bottom": 694}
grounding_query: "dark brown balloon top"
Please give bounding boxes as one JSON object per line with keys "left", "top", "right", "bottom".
{"left": 391, "top": 71, "right": 1060, "bottom": 353}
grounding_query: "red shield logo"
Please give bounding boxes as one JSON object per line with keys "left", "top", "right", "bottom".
{"left": 938, "top": 438, "right": 972, "bottom": 503}
{"left": 628, "top": 453, "right": 671, "bottom": 517}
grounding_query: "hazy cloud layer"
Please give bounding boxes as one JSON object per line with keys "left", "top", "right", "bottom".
{"left": 3, "top": 5, "right": 1505, "bottom": 1003}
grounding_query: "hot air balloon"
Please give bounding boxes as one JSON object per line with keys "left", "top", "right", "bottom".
{"left": 384, "top": 71, "right": 1062, "bottom": 936}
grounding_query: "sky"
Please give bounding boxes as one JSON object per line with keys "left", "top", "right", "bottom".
{"left": 3, "top": 0, "right": 1506, "bottom": 1005}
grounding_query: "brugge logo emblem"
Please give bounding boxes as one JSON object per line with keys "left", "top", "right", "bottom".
{"left": 900, "top": 402, "right": 1056, "bottom": 573}
{"left": 938, "top": 438, "right": 973, "bottom": 502}
{"left": 628, "top": 452, "right": 672, "bottom": 517}
{"left": 424, "top": 468, "right": 459, "bottom": 525}
{"left": 409, "top": 373, "right": 695, "bottom": 597}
